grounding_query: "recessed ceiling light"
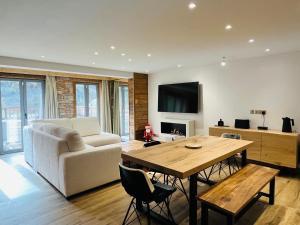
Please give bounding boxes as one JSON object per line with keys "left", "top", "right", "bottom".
{"left": 220, "top": 61, "right": 227, "bottom": 67}
{"left": 92, "top": 62, "right": 96, "bottom": 65}
{"left": 225, "top": 25, "right": 232, "bottom": 30}
{"left": 265, "top": 48, "right": 271, "bottom": 52}
{"left": 121, "top": 53, "right": 126, "bottom": 56}
{"left": 188, "top": 2, "right": 197, "bottom": 10}
{"left": 110, "top": 46, "right": 116, "bottom": 50}
{"left": 220, "top": 57, "right": 227, "bottom": 67}
{"left": 94, "top": 51, "right": 99, "bottom": 55}
{"left": 248, "top": 39, "right": 255, "bottom": 43}
{"left": 128, "top": 58, "right": 132, "bottom": 62}
{"left": 147, "top": 53, "right": 152, "bottom": 57}
{"left": 177, "top": 64, "right": 182, "bottom": 68}
{"left": 41, "top": 55, "right": 45, "bottom": 58}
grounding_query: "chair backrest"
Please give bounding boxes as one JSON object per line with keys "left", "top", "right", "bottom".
{"left": 119, "top": 163, "right": 155, "bottom": 201}
{"left": 221, "top": 133, "right": 242, "bottom": 140}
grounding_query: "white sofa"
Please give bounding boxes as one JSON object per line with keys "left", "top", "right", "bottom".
{"left": 23, "top": 117, "right": 122, "bottom": 197}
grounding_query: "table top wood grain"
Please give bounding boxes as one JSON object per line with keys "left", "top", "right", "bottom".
{"left": 121, "top": 136, "right": 253, "bottom": 179}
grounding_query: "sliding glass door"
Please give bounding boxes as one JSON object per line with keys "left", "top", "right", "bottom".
{"left": 0, "top": 79, "right": 44, "bottom": 154}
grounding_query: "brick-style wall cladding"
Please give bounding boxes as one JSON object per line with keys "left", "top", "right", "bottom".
{"left": 56, "top": 77, "right": 76, "bottom": 118}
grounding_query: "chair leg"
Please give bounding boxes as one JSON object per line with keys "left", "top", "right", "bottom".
{"left": 151, "top": 172, "right": 157, "bottom": 181}
{"left": 218, "top": 162, "right": 223, "bottom": 176}
{"left": 179, "top": 179, "right": 189, "bottom": 202}
{"left": 164, "top": 200, "right": 176, "bottom": 224}
{"left": 233, "top": 157, "right": 240, "bottom": 170}
{"left": 227, "top": 159, "right": 232, "bottom": 175}
{"left": 147, "top": 203, "right": 151, "bottom": 225}
{"left": 122, "top": 198, "right": 135, "bottom": 225}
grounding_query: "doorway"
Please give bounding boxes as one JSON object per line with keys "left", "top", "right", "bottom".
{"left": 0, "top": 79, "right": 44, "bottom": 154}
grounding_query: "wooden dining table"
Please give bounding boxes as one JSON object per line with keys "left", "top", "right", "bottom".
{"left": 121, "top": 135, "right": 253, "bottom": 225}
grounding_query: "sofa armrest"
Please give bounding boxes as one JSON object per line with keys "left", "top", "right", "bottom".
{"left": 58, "top": 143, "right": 121, "bottom": 197}
{"left": 32, "top": 129, "right": 69, "bottom": 188}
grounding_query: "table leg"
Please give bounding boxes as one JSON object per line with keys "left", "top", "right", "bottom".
{"left": 241, "top": 150, "right": 247, "bottom": 167}
{"left": 269, "top": 178, "right": 275, "bottom": 205}
{"left": 189, "top": 174, "right": 198, "bottom": 225}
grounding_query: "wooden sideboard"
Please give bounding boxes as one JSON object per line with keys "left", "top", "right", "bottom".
{"left": 209, "top": 127, "right": 300, "bottom": 168}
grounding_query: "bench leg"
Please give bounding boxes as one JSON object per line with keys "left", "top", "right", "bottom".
{"left": 269, "top": 177, "right": 275, "bottom": 205}
{"left": 227, "top": 215, "right": 235, "bottom": 225}
{"left": 201, "top": 203, "right": 208, "bottom": 225}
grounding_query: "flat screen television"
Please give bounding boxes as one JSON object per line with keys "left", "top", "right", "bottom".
{"left": 158, "top": 82, "right": 199, "bottom": 113}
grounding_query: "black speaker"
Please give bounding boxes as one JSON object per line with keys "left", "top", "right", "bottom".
{"left": 235, "top": 119, "right": 250, "bottom": 129}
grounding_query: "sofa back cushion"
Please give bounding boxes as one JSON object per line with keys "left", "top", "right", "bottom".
{"left": 32, "top": 123, "right": 85, "bottom": 152}
{"left": 71, "top": 117, "right": 100, "bottom": 137}
{"left": 31, "top": 118, "right": 73, "bottom": 129}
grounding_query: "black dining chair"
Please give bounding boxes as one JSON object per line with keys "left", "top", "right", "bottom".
{"left": 198, "top": 133, "right": 242, "bottom": 183}
{"left": 218, "top": 133, "right": 241, "bottom": 175}
{"left": 144, "top": 141, "right": 189, "bottom": 202}
{"left": 119, "top": 163, "right": 176, "bottom": 225}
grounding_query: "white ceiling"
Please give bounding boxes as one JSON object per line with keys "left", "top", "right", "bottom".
{"left": 0, "top": 0, "right": 299, "bottom": 74}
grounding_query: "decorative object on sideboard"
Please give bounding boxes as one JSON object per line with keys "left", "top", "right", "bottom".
{"left": 257, "top": 111, "right": 269, "bottom": 130}
{"left": 282, "top": 117, "right": 294, "bottom": 133}
{"left": 217, "top": 119, "right": 224, "bottom": 127}
{"left": 234, "top": 119, "right": 250, "bottom": 129}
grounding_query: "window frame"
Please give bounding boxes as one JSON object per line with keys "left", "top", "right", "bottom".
{"left": 75, "top": 83, "right": 100, "bottom": 119}
{"left": 119, "top": 84, "right": 129, "bottom": 137}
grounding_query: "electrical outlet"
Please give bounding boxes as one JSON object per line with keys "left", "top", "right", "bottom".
{"left": 250, "top": 109, "right": 267, "bottom": 115}
{"left": 256, "top": 110, "right": 266, "bottom": 115}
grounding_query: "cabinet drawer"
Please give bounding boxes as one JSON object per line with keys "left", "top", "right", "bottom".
{"left": 209, "top": 128, "right": 261, "bottom": 161}
{"left": 247, "top": 145, "right": 261, "bottom": 161}
{"left": 261, "top": 133, "right": 298, "bottom": 168}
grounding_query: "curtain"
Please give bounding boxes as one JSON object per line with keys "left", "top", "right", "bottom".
{"left": 44, "top": 76, "right": 58, "bottom": 119}
{"left": 112, "top": 81, "right": 120, "bottom": 135}
{"left": 100, "top": 80, "right": 112, "bottom": 133}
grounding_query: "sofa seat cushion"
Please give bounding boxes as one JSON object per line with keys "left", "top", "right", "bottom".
{"left": 82, "top": 133, "right": 121, "bottom": 147}
{"left": 71, "top": 117, "right": 100, "bottom": 137}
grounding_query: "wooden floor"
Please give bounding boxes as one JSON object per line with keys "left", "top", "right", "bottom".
{"left": 0, "top": 153, "right": 300, "bottom": 225}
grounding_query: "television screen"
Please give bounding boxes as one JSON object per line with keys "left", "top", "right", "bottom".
{"left": 158, "top": 82, "right": 199, "bottom": 113}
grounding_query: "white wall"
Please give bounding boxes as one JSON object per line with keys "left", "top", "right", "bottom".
{"left": 148, "top": 51, "right": 300, "bottom": 135}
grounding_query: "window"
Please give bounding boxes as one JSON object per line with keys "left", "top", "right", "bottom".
{"left": 76, "top": 83, "right": 99, "bottom": 118}
{"left": 0, "top": 79, "right": 44, "bottom": 154}
{"left": 119, "top": 85, "right": 129, "bottom": 139}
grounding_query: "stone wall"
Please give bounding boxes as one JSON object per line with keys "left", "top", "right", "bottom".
{"left": 56, "top": 77, "right": 76, "bottom": 118}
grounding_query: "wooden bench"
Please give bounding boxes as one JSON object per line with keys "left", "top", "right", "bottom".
{"left": 198, "top": 164, "right": 279, "bottom": 225}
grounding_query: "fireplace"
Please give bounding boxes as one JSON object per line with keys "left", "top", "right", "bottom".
{"left": 161, "top": 122, "right": 186, "bottom": 136}
{"left": 160, "top": 119, "right": 195, "bottom": 138}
